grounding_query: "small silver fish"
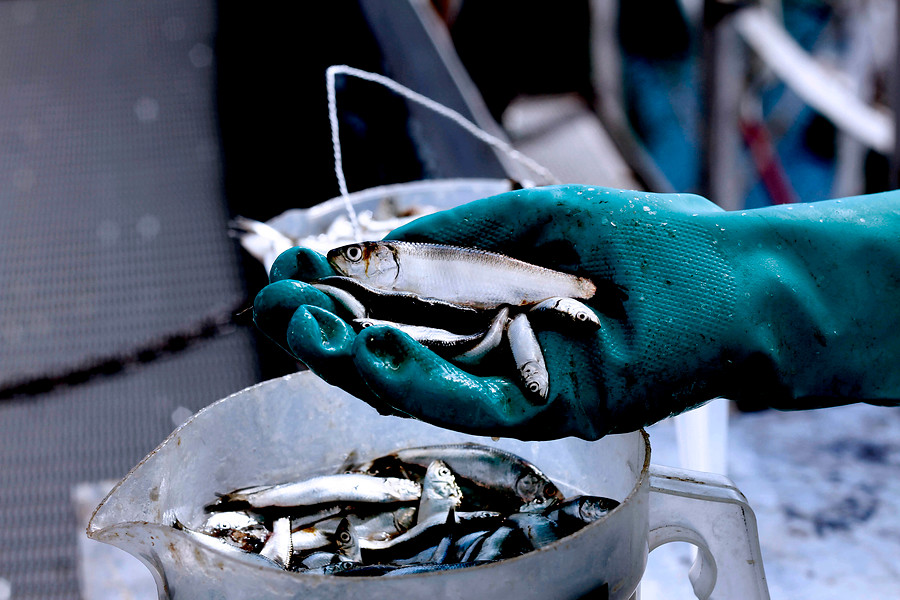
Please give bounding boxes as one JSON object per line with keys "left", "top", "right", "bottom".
{"left": 290, "top": 527, "right": 331, "bottom": 552}
{"left": 355, "top": 443, "right": 564, "bottom": 511}
{"left": 508, "top": 313, "right": 550, "bottom": 402}
{"left": 335, "top": 517, "right": 362, "bottom": 563}
{"left": 353, "top": 319, "right": 485, "bottom": 354}
{"left": 453, "top": 306, "right": 509, "bottom": 365}
{"left": 327, "top": 241, "right": 596, "bottom": 309}
{"left": 312, "top": 283, "right": 368, "bottom": 320}
{"left": 416, "top": 460, "right": 462, "bottom": 524}
{"left": 529, "top": 297, "right": 601, "bottom": 330}
{"left": 216, "top": 473, "right": 421, "bottom": 509}
{"left": 259, "top": 517, "right": 293, "bottom": 569}
{"left": 172, "top": 518, "right": 281, "bottom": 569}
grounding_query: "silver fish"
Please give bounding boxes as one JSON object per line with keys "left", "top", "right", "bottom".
{"left": 300, "top": 551, "right": 351, "bottom": 570}
{"left": 529, "top": 297, "right": 601, "bottom": 330}
{"left": 172, "top": 518, "right": 281, "bottom": 569}
{"left": 416, "top": 461, "right": 462, "bottom": 524}
{"left": 354, "top": 443, "right": 564, "bottom": 511}
{"left": 452, "top": 306, "right": 509, "bottom": 365}
{"left": 353, "top": 319, "right": 485, "bottom": 354}
{"left": 327, "top": 241, "right": 596, "bottom": 309}
{"left": 360, "top": 510, "right": 500, "bottom": 552}
{"left": 216, "top": 473, "right": 421, "bottom": 509}
{"left": 335, "top": 517, "right": 362, "bottom": 563}
{"left": 290, "top": 527, "right": 331, "bottom": 552}
{"left": 312, "top": 283, "right": 368, "bottom": 320}
{"left": 508, "top": 313, "right": 550, "bottom": 402}
{"left": 506, "top": 512, "right": 560, "bottom": 549}
{"left": 201, "top": 511, "right": 268, "bottom": 552}
{"left": 259, "top": 516, "right": 292, "bottom": 569}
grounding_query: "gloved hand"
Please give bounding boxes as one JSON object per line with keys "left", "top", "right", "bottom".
{"left": 253, "top": 185, "right": 900, "bottom": 440}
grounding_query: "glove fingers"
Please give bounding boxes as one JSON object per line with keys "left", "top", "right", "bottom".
{"left": 269, "top": 247, "right": 336, "bottom": 283}
{"left": 352, "top": 325, "right": 546, "bottom": 436}
{"left": 253, "top": 280, "right": 338, "bottom": 351}
{"left": 285, "top": 305, "right": 399, "bottom": 413}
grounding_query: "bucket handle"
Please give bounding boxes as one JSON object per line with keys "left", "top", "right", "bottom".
{"left": 647, "top": 464, "right": 770, "bottom": 600}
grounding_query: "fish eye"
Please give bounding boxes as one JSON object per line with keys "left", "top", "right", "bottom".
{"left": 437, "top": 466, "right": 451, "bottom": 477}
{"left": 576, "top": 312, "right": 588, "bottom": 321}
{"left": 339, "top": 531, "right": 351, "bottom": 543}
{"left": 344, "top": 245, "right": 363, "bottom": 261}
{"left": 528, "top": 381, "right": 541, "bottom": 393}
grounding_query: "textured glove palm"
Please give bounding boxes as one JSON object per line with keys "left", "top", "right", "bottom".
{"left": 253, "top": 185, "right": 900, "bottom": 440}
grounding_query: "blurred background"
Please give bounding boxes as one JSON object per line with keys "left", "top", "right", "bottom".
{"left": 0, "top": 0, "right": 899, "bottom": 598}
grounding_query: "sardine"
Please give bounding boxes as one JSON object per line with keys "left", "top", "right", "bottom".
{"left": 508, "top": 313, "right": 549, "bottom": 402}
{"left": 300, "top": 551, "right": 352, "bottom": 570}
{"left": 172, "top": 518, "right": 281, "bottom": 569}
{"left": 259, "top": 517, "right": 292, "bottom": 569}
{"left": 452, "top": 306, "right": 509, "bottom": 365}
{"left": 529, "top": 297, "right": 601, "bottom": 330}
{"left": 201, "top": 511, "right": 268, "bottom": 552}
{"left": 213, "top": 473, "right": 421, "bottom": 509}
{"left": 312, "top": 283, "right": 368, "bottom": 320}
{"left": 335, "top": 517, "right": 362, "bottom": 563}
{"left": 353, "top": 319, "right": 485, "bottom": 354}
{"left": 473, "top": 525, "right": 525, "bottom": 561}
{"left": 360, "top": 510, "right": 501, "bottom": 552}
{"left": 353, "top": 443, "right": 564, "bottom": 512}
{"left": 290, "top": 527, "right": 331, "bottom": 552}
{"left": 545, "top": 496, "right": 619, "bottom": 536}
{"left": 416, "top": 461, "right": 462, "bottom": 524}
{"left": 313, "top": 275, "right": 486, "bottom": 332}
{"left": 506, "top": 512, "right": 560, "bottom": 549}
{"left": 327, "top": 241, "right": 596, "bottom": 309}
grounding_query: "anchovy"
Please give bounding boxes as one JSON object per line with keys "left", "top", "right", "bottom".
{"left": 313, "top": 276, "right": 487, "bottom": 332}
{"left": 416, "top": 461, "right": 462, "bottom": 524}
{"left": 312, "top": 283, "right": 368, "bottom": 320}
{"left": 529, "top": 297, "right": 601, "bottom": 330}
{"left": 300, "top": 551, "right": 352, "bottom": 570}
{"left": 335, "top": 517, "right": 362, "bottom": 563}
{"left": 360, "top": 510, "right": 501, "bottom": 552}
{"left": 506, "top": 512, "right": 560, "bottom": 549}
{"left": 545, "top": 496, "right": 620, "bottom": 536}
{"left": 452, "top": 306, "right": 509, "bottom": 365}
{"left": 214, "top": 473, "right": 421, "bottom": 509}
{"left": 353, "top": 319, "right": 485, "bottom": 354}
{"left": 172, "top": 518, "right": 281, "bottom": 569}
{"left": 508, "top": 313, "right": 549, "bottom": 402}
{"left": 353, "top": 443, "right": 563, "bottom": 512}
{"left": 259, "top": 517, "right": 292, "bottom": 569}
{"left": 327, "top": 241, "right": 596, "bottom": 309}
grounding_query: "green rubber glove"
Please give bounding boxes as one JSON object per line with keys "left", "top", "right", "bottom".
{"left": 253, "top": 185, "right": 900, "bottom": 440}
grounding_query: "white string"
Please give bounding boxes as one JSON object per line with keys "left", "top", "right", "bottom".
{"left": 326, "top": 64, "right": 560, "bottom": 240}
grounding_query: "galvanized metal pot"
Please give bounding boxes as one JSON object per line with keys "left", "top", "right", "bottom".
{"left": 88, "top": 372, "right": 768, "bottom": 600}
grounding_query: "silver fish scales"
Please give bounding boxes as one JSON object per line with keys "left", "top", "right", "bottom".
{"left": 327, "top": 241, "right": 596, "bottom": 310}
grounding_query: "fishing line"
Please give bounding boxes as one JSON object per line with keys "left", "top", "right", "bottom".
{"left": 326, "top": 64, "right": 560, "bottom": 240}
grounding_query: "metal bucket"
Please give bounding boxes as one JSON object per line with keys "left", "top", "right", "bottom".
{"left": 87, "top": 372, "right": 769, "bottom": 599}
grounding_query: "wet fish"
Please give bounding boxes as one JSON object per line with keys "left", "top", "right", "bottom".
{"left": 353, "top": 319, "right": 486, "bottom": 355}
{"left": 508, "top": 313, "right": 549, "bottom": 402}
{"left": 354, "top": 443, "right": 563, "bottom": 512}
{"left": 452, "top": 306, "right": 509, "bottom": 365}
{"left": 312, "top": 283, "right": 368, "bottom": 320}
{"left": 290, "top": 527, "right": 331, "bottom": 552}
{"left": 327, "top": 241, "right": 596, "bottom": 309}
{"left": 213, "top": 473, "right": 421, "bottom": 510}
{"left": 259, "top": 517, "right": 292, "bottom": 569}
{"left": 172, "top": 518, "right": 281, "bottom": 569}
{"left": 506, "top": 512, "right": 559, "bottom": 549}
{"left": 416, "top": 461, "right": 462, "bottom": 524}
{"left": 545, "top": 496, "right": 619, "bottom": 536}
{"left": 300, "top": 551, "right": 352, "bottom": 570}
{"left": 529, "top": 297, "right": 601, "bottom": 330}
{"left": 201, "top": 511, "right": 268, "bottom": 552}
{"left": 313, "top": 276, "right": 486, "bottom": 332}
{"left": 335, "top": 517, "right": 362, "bottom": 563}
{"left": 361, "top": 510, "right": 501, "bottom": 552}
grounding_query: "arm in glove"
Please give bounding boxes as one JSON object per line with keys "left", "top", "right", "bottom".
{"left": 253, "top": 185, "right": 900, "bottom": 440}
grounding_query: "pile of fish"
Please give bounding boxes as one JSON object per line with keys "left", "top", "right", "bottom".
{"left": 318, "top": 241, "right": 601, "bottom": 401}
{"left": 181, "top": 443, "right": 619, "bottom": 576}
